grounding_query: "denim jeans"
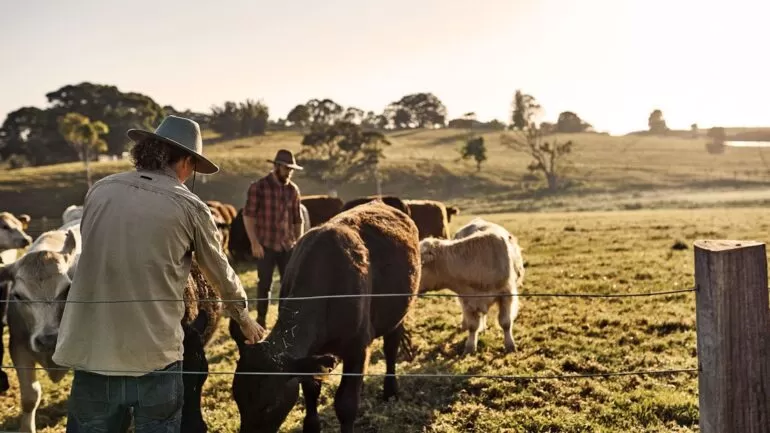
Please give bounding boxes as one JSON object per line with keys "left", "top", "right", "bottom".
{"left": 66, "top": 361, "right": 183, "bottom": 433}
{"left": 255, "top": 247, "right": 292, "bottom": 327}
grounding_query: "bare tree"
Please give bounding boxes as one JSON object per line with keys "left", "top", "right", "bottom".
{"left": 501, "top": 127, "right": 573, "bottom": 191}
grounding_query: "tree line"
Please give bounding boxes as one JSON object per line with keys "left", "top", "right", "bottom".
{"left": 0, "top": 82, "right": 603, "bottom": 169}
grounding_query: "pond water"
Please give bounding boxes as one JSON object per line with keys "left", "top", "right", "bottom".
{"left": 725, "top": 141, "right": 770, "bottom": 147}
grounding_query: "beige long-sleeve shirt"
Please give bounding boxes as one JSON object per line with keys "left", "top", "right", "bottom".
{"left": 52, "top": 167, "right": 249, "bottom": 376}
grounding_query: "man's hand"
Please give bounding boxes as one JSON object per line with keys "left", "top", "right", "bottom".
{"left": 251, "top": 240, "right": 264, "bottom": 259}
{"left": 238, "top": 313, "right": 267, "bottom": 345}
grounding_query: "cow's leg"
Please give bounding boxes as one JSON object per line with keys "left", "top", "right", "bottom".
{"left": 498, "top": 295, "right": 516, "bottom": 353}
{"left": 181, "top": 324, "right": 208, "bottom": 433}
{"left": 382, "top": 323, "right": 403, "bottom": 401}
{"left": 334, "top": 350, "right": 366, "bottom": 433}
{"left": 301, "top": 378, "right": 323, "bottom": 433}
{"left": 11, "top": 347, "right": 41, "bottom": 433}
{"left": 478, "top": 314, "right": 487, "bottom": 334}
{"left": 460, "top": 301, "right": 482, "bottom": 355}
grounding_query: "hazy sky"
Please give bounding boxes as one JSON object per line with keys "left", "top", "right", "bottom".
{"left": 1, "top": 0, "right": 767, "bottom": 134}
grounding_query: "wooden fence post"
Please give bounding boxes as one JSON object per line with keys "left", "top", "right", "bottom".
{"left": 695, "top": 240, "right": 770, "bottom": 433}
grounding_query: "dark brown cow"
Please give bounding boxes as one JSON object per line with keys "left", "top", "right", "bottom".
{"left": 301, "top": 195, "right": 344, "bottom": 227}
{"left": 341, "top": 194, "right": 411, "bottom": 217}
{"left": 229, "top": 200, "right": 420, "bottom": 433}
{"left": 404, "top": 199, "right": 459, "bottom": 239}
{"left": 227, "top": 208, "right": 252, "bottom": 263}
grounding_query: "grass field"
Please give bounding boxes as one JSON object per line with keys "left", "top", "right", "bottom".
{"left": 4, "top": 206, "right": 769, "bottom": 432}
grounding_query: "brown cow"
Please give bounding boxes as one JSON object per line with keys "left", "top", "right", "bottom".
{"left": 301, "top": 194, "right": 344, "bottom": 227}
{"left": 404, "top": 199, "right": 459, "bottom": 239}
{"left": 227, "top": 204, "right": 311, "bottom": 263}
{"left": 446, "top": 205, "right": 460, "bottom": 223}
{"left": 341, "top": 194, "right": 411, "bottom": 217}
{"left": 206, "top": 201, "right": 232, "bottom": 254}
{"left": 229, "top": 200, "right": 420, "bottom": 433}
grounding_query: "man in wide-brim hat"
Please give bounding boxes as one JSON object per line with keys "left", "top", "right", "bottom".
{"left": 242, "top": 148, "right": 304, "bottom": 327}
{"left": 54, "top": 115, "right": 266, "bottom": 432}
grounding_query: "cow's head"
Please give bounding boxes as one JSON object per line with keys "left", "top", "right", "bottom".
{"left": 446, "top": 206, "right": 460, "bottom": 223}
{"left": 418, "top": 237, "right": 445, "bottom": 293}
{"left": 229, "top": 319, "right": 337, "bottom": 433}
{"left": 0, "top": 229, "right": 78, "bottom": 353}
{"left": 0, "top": 212, "right": 32, "bottom": 250}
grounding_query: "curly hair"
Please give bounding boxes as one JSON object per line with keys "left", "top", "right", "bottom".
{"left": 130, "top": 138, "right": 191, "bottom": 171}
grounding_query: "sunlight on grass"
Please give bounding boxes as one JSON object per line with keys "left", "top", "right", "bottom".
{"left": 5, "top": 206, "right": 764, "bottom": 431}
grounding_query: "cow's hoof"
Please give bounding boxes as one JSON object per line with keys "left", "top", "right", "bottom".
{"left": 382, "top": 378, "right": 399, "bottom": 402}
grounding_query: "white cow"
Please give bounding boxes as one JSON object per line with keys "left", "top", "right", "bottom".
{"left": 0, "top": 216, "right": 81, "bottom": 433}
{"left": 419, "top": 218, "right": 524, "bottom": 354}
{"left": 0, "top": 212, "right": 33, "bottom": 261}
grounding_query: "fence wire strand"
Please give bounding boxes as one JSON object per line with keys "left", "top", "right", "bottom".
{"left": 2, "top": 288, "right": 696, "bottom": 304}
{"left": 0, "top": 364, "right": 699, "bottom": 379}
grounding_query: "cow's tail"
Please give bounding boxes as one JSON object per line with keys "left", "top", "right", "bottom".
{"left": 399, "top": 325, "right": 417, "bottom": 362}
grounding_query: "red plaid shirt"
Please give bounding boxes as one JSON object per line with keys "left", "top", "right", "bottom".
{"left": 243, "top": 172, "right": 302, "bottom": 251}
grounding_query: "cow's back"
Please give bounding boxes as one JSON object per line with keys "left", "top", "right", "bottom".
{"left": 277, "top": 201, "right": 419, "bottom": 351}
{"left": 332, "top": 201, "right": 420, "bottom": 337}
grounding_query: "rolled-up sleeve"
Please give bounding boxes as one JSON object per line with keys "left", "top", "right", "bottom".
{"left": 243, "top": 182, "right": 260, "bottom": 218}
{"left": 192, "top": 205, "right": 248, "bottom": 316}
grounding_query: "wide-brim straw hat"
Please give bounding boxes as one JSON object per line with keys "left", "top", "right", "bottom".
{"left": 267, "top": 149, "right": 303, "bottom": 170}
{"left": 126, "top": 115, "right": 219, "bottom": 174}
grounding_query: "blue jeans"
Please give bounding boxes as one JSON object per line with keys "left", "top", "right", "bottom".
{"left": 66, "top": 361, "right": 183, "bottom": 433}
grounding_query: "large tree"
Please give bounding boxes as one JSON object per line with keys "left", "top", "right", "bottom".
{"left": 555, "top": 111, "right": 592, "bottom": 133}
{"left": 648, "top": 109, "right": 668, "bottom": 134}
{"left": 0, "top": 107, "right": 74, "bottom": 166}
{"left": 297, "top": 121, "right": 391, "bottom": 191}
{"left": 58, "top": 113, "right": 109, "bottom": 188}
{"left": 286, "top": 104, "right": 311, "bottom": 129}
{"left": 511, "top": 90, "right": 541, "bottom": 130}
{"left": 210, "top": 99, "right": 269, "bottom": 138}
{"left": 45, "top": 82, "right": 164, "bottom": 155}
{"left": 305, "top": 98, "right": 344, "bottom": 125}
{"left": 385, "top": 92, "right": 447, "bottom": 129}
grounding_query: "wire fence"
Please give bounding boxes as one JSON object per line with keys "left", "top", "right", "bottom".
{"left": 3, "top": 287, "right": 696, "bottom": 304}
{"left": 0, "top": 365, "right": 699, "bottom": 379}
{"left": 0, "top": 286, "right": 699, "bottom": 380}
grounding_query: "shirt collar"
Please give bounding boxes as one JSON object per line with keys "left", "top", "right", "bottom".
{"left": 137, "top": 166, "right": 186, "bottom": 187}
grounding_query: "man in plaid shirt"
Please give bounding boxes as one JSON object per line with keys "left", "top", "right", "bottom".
{"left": 243, "top": 149, "right": 304, "bottom": 327}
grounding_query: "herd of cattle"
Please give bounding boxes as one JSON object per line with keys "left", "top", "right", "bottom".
{"left": 0, "top": 194, "right": 525, "bottom": 433}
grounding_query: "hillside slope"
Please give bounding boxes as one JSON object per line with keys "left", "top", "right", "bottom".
{"left": 2, "top": 129, "right": 770, "bottom": 217}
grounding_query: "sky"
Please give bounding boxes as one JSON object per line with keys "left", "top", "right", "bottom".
{"left": 1, "top": 0, "right": 768, "bottom": 135}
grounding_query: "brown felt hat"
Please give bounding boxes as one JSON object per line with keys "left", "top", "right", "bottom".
{"left": 267, "top": 149, "right": 303, "bottom": 170}
{"left": 126, "top": 115, "right": 219, "bottom": 174}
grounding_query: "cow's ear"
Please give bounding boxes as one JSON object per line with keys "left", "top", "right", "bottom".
{"left": 61, "top": 229, "right": 78, "bottom": 261}
{"left": 18, "top": 214, "right": 31, "bottom": 229}
{"left": 291, "top": 355, "right": 338, "bottom": 376}
{"left": 419, "top": 241, "right": 437, "bottom": 264}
